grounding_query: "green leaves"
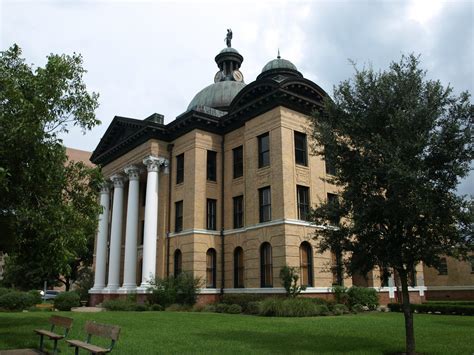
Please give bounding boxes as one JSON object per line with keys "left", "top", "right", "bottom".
{"left": 0, "top": 45, "right": 102, "bottom": 290}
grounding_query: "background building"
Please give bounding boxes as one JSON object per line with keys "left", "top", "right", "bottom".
{"left": 88, "top": 38, "right": 470, "bottom": 305}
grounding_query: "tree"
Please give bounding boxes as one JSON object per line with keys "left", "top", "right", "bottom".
{"left": 309, "top": 54, "right": 473, "bottom": 355}
{"left": 0, "top": 44, "right": 102, "bottom": 290}
{"left": 279, "top": 265, "right": 306, "bottom": 297}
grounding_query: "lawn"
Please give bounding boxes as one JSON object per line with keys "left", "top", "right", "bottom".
{"left": 0, "top": 311, "right": 473, "bottom": 354}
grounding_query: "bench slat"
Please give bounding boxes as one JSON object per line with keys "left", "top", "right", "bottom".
{"left": 85, "top": 321, "right": 120, "bottom": 341}
{"left": 33, "top": 329, "right": 64, "bottom": 340}
{"left": 66, "top": 339, "right": 109, "bottom": 354}
{"left": 49, "top": 315, "right": 73, "bottom": 328}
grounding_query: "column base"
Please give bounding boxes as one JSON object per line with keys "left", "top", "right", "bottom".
{"left": 89, "top": 286, "right": 105, "bottom": 294}
{"left": 102, "top": 285, "right": 120, "bottom": 293}
{"left": 136, "top": 284, "right": 153, "bottom": 293}
{"left": 117, "top": 285, "right": 138, "bottom": 293}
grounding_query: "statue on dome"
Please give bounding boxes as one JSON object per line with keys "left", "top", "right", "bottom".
{"left": 225, "top": 29, "right": 232, "bottom": 47}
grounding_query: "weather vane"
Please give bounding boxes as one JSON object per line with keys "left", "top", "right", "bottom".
{"left": 225, "top": 29, "right": 232, "bottom": 47}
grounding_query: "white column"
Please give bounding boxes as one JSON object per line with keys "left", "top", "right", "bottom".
{"left": 105, "top": 174, "right": 125, "bottom": 292}
{"left": 139, "top": 156, "right": 165, "bottom": 289}
{"left": 119, "top": 166, "right": 141, "bottom": 292}
{"left": 90, "top": 183, "right": 110, "bottom": 292}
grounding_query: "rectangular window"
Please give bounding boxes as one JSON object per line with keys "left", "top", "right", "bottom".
{"left": 258, "top": 133, "right": 270, "bottom": 168}
{"left": 438, "top": 258, "right": 448, "bottom": 275}
{"left": 207, "top": 150, "right": 217, "bottom": 181}
{"left": 325, "top": 149, "right": 336, "bottom": 175}
{"left": 207, "top": 199, "right": 217, "bottom": 230}
{"left": 297, "top": 185, "right": 310, "bottom": 221}
{"left": 294, "top": 131, "right": 308, "bottom": 166}
{"left": 233, "top": 145, "right": 243, "bottom": 178}
{"left": 175, "top": 201, "right": 183, "bottom": 233}
{"left": 259, "top": 187, "right": 271, "bottom": 223}
{"left": 327, "top": 193, "right": 340, "bottom": 225}
{"left": 233, "top": 195, "right": 244, "bottom": 229}
{"left": 176, "top": 154, "right": 184, "bottom": 184}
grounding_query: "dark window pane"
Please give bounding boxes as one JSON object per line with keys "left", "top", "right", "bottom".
{"left": 260, "top": 242, "right": 273, "bottom": 287}
{"left": 206, "top": 249, "right": 216, "bottom": 288}
{"left": 297, "top": 185, "right": 310, "bottom": 221}
{"left": 207, "top": 150, "right": 217, "bottom": 181}
{"left": 258, "top": 133, "right": 270, "bottom": 168}
{"left": 176, "top": 154, "right": 184, "bottom": 184}
{"left": 300, "top": 242, "right": 313, "bottom": 287}
{"left": 234, "top": 247, "right": 244, "bottom": 288}
{"left": 259, "top": 187, "right": 271, "bottom": 223}
{"left": 325, "top": 148, "right": 336, "bottom": 175}
{"left": 438, "top": 258, "right": 448, "bottom": 275}
{"left": 207, "top": 199, "right": 217, "bottom": 230}
{"left": 233, "top": 146, "right": 243, "bottom": 178}
{"left": 174, "top": 249, "right": 182, "bottom": 276}
{"left": 175, "top": 201, "right": 183, "bottom": 232}
{"left": 294, "top": 131, "right": 308, "bottom": 166}
{"left": 233, "top": 195, "right": 244, "bottom": 229}
{"left": 327, "top": 193, "right": 340, "bottom": 225}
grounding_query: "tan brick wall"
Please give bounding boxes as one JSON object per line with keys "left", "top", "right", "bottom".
{"left": 423, "top": 256, "right": 474, "bottom": 287}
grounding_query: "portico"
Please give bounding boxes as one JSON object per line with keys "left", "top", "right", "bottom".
{"left": 90, "top": 155, "right": 168, "bottom": 295}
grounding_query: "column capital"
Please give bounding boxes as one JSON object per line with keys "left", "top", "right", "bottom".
{"left": 124, "top": 165, "right": 142, "bottom": 180}
{"left": 100, "top": 182, "right": 111, "bottom": 194}
{"left": 143, "top": 156, "right": 168, "bottom": 173}
{"left": 110, "top": 174, "right": 125, "bottom": 188}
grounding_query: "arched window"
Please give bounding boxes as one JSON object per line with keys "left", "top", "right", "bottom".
{"left": 206, "top": 248, "right": 217, "bottom": 288}
{"left": 260, "top": 242, "right": 273, "bottom": 287}
{"left": 300, "top": 242, "right": 313, "bottom": 287}
{"left": 174, "top": 249, "right": 182, "bottom": 277}
{"left": 234, "top": 247, "right": 244, "bottom": 288}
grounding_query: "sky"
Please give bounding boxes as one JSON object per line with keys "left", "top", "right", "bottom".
{"left": 1, "top": 0, "right": 473, "bottom": 195}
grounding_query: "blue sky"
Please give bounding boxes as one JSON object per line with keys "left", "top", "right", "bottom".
{"left": 1, "top": 0, "right": 472, "bottom": 195}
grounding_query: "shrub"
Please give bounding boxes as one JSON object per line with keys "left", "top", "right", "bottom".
{"left": 258, "top": 298, "right": 330, "bottom": 317}
{"left": 149, "top": 273, "right": 201, "bottom": 307}
{"left": 332, "top": 303, "right": 349, "bottom": 315}
{"left": 215, "top": 303, "right": 229, "bottom": 313}
{"left": 0, "top": 291, "right": 37, "bottom": 311}
{"left": 150, "top": 304, "right": 164, "bottom": 311}
{"left": 74, "top": 268, "right": 94, "bottom": 302}
{"left": 54, "top": 292, "right": 80, "bottom": 311}
{"left": 102, "top": 299, "right": 136, "bottom": 311}
{"left": 347, "top": 286, "right": 379, "bottom": 310}
{"left": 135, "top": 304, "right": 149, "bottom": 312}
{"left": 0, "top": 287, "right": 13, "bottom": 298}
{"left": 387, "top": 303, "right": 474, "bottom": 315}
{"left": 351, "top": 303, "right": 365, "bottom": 313}
{"left": 332, "top": 286, "right": 349, "bottom": 305}
{"left": 244, "top": 301, "right": 261, "bottom": 315}
{"left": 202, "top": 304, "right": 217, "bottom": 313}
{"left": 28, "top": 290, "right": 42, "bottom": 305}
{"left": 221, "top": 294, "right": 266, "bottom": 312}
{"left": 165, "top": 303, "right": 192, "bottom": 312}
{"left": 280, "top": 265, "right": 306, "bottom": 297}
{"left": 226, "top": 304, "right": 242, "bottom": 314}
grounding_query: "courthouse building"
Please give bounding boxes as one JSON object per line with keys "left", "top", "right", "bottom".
{"left": 88, "top": 38, "right": 473, "bottom": 305}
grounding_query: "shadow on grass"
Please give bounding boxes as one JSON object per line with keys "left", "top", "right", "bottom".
{"left": 0, "top": 316, "right": 46, "bottom": 350}
{"left": 196, "top": 329, "right": 399, "bottom": 354}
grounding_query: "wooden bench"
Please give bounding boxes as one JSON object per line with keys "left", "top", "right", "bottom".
{"left": 66, "top": 321, "right": 120, "bottom": 354}
{"left": 33, "top": 315, "right": 73, "bottom": 354}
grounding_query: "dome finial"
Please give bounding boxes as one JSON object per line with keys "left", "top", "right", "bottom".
{"left": 225, "top": 29, "right": 233, "bottom": 47}
{"left": 277, "top": 48, "right": 281, "bottom": 59}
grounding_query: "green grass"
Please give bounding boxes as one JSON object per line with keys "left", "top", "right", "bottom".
{"left": 0, "top": 311, "right": 473, "bottom": 354}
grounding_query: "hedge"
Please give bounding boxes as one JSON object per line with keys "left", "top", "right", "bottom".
{"left": 388, "top": 303, "right": 474, "bottom": 316}
{"left": 54, "top": 291, "right": 80, "bottom": 311}
{"left": 0, "top": 291, "right": 37, "bottom": 311}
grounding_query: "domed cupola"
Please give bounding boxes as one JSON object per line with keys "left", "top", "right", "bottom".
{"left": 187, "top": 29, "right": 246, "bottom": 112}
{"left": 257, "top": 51, "right": 303, "bottom": 81}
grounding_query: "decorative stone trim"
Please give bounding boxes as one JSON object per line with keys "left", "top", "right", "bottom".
{"left": 424, "top": 285, "right": 474, "bottom": 291}
{"left": 124, "top": 165, "right": 142, "bottom": 180}
{"left": 110, "top": 174, "right": 125, "bottom": 188}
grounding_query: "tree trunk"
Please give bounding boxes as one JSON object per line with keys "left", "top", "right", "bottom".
{"left": 65, "top": 278, "right": 70, "bottom": 291}
{"left": 399, "top": 269, "right": 415, "bottom": 355}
